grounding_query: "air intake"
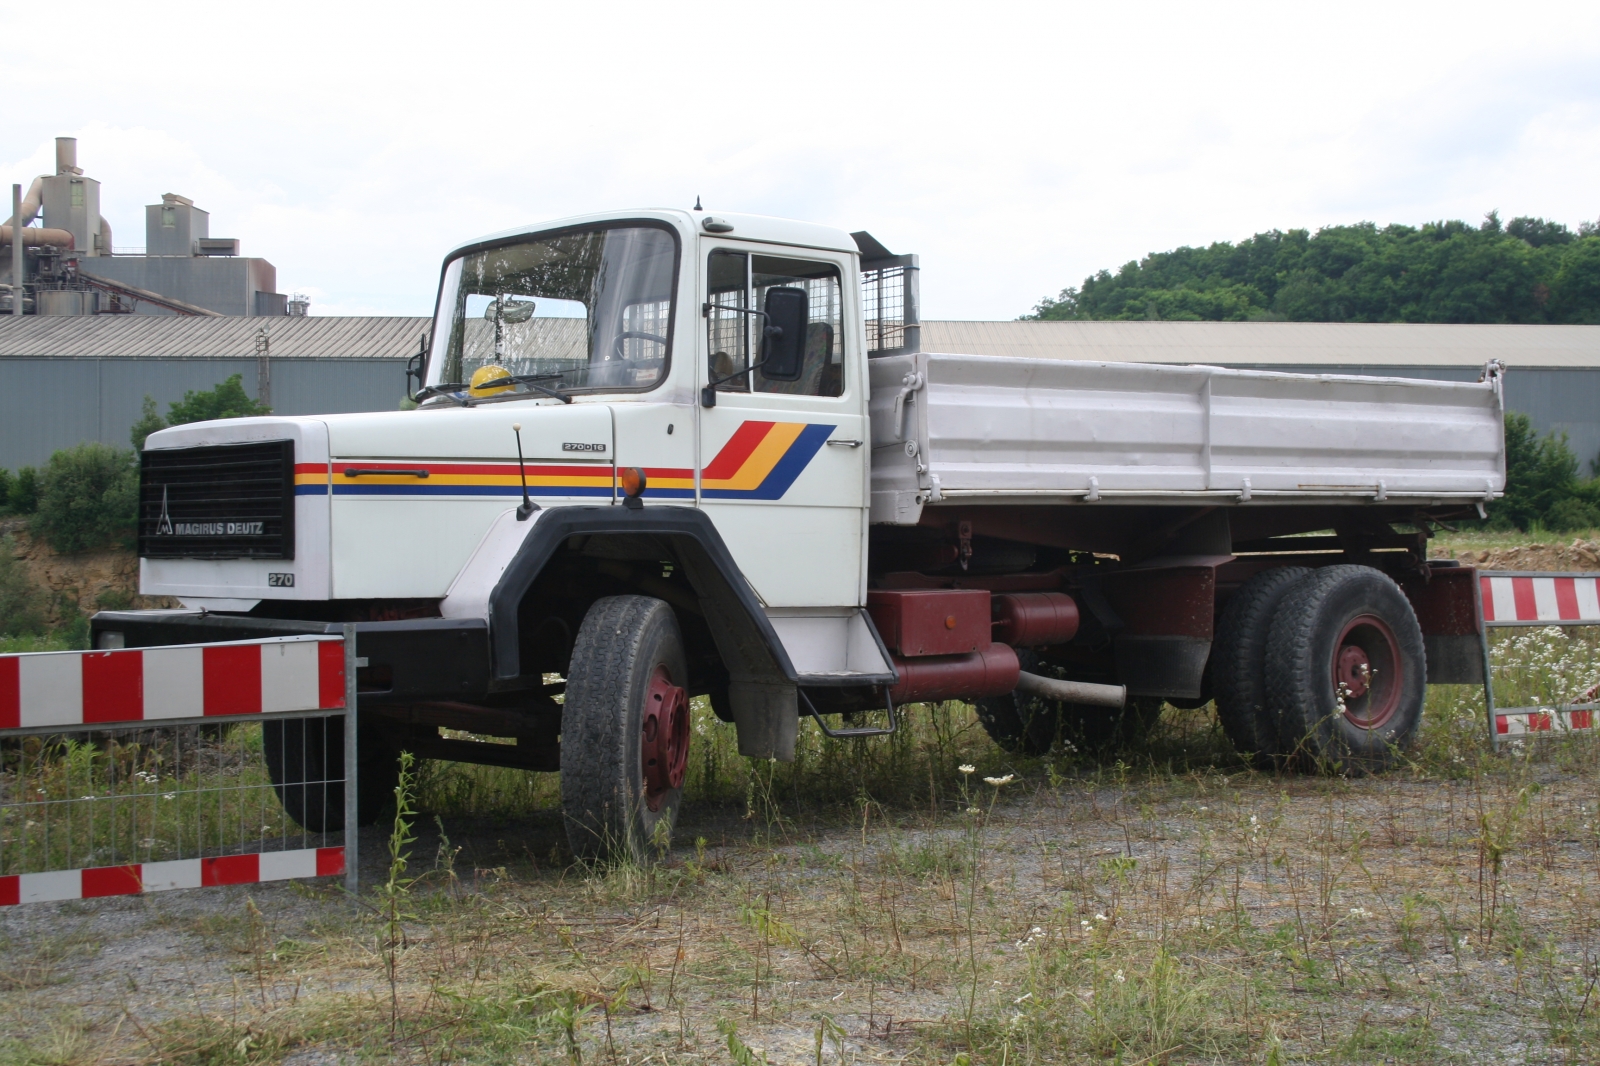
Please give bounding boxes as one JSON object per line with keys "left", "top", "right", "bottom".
{"left": 139, "top": 440, "right": 296, "bottom": 560}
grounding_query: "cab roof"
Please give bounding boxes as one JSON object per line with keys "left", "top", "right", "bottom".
{"left": 446, "top": 208, "right": 861, "bottom": 261}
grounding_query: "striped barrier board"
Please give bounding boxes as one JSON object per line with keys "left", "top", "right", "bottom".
{"left": 0, "top": 635, "right": 346, "bottom": 730}
{"left": 0, "top": 630, "right": 358, "bottom": 905}
{"left": 1475, "top": 572, "right": 1600, "bottom": 744}
{"left": 1496, "top": 706, "right": 1598, "bottom": 737}
{"left": 0, "top": 847, "right": 345, "bottom": 907}
{"left": 1480, "top": 572, "right": 1600, "bottom": 625}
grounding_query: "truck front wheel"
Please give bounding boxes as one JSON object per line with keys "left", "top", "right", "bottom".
{"left": 561, "top": 595, "right": 690, "bottom": 864}
{"left": 1265, "top": 565, "right": 1426, "bottom": 774}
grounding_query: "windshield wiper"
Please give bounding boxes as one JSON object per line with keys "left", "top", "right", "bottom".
{"left": 414, "top": 382, "right": 470, "bottom": 406}
{"left": 471, "top": 373, "right": 574, "bottom": 404}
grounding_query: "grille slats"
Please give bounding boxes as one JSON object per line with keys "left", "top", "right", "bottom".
{"left": 139, "top": 440, "right": 296, "bottom": 560}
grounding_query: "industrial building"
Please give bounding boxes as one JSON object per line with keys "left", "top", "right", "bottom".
{"left": 3, "top": 137, "right": 294, "bottom": 318}
{"left": 1, "top": 314, "right": 1596, "bottom": 474}
{"left": 0, "top": 316, "right": 424, "bottom": 468}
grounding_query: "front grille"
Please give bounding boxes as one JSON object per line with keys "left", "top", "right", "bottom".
{"left": 140, "top": 440, "right": 296, "bottom": 560}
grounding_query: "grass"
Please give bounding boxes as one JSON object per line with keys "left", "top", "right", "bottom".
{"left": 4, "top": 532, "right": 1600, "bottom": 1063}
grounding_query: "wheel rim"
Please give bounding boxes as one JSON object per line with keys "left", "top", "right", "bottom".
{"left": 1331, "top": 614, "right": 1402, "bottom": 730}
{"left": 641, "top": 664, "right": 689, "bottom": 812}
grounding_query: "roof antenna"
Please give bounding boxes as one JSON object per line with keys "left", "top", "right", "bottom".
{"left": 512, "top": 423, "right": 538, "bottom": 521}
{"left": 693, "top": 196, "right": 703, "bottom": 211}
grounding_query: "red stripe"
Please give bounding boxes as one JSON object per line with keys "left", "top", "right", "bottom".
{"left": 203, "top": 645, "right": 262, "bottom": 716}
{"left": 0, "top": 875, "right": 17, "bottom": 907}
{"left": 335, "top": 462, "right": 611, "bottom": 478}
{"left": 701, "top": 421, "right": 774, "bottom": 480}
{"left": 1496, "top": 714, "right": 1509, "bottom": 734}
{"left": 315, "top": 847, "right": 345, "bottom": 877}
{"left": 318, "top": 640, "right": 346, "bottom": 709}
{"left": 201, "top": 854, "right": 259, "bottom": 887}
{"left": 1573, "top": 710, "right": 1593, "bottom": 730}
{"left": 82, "top": 865, "right": 142, "bottom": 898}
{"left": 81, "top": 650, "right": 143, "bottom": 724}
{"left": 1555, "top": 577, "right": 1581, "bottom": 620}
{"left": 294, "top": 463, "right": 330, "bottom": 475}
{"left": 1529, "top": 712, "right": 1554, "bottom": 732}
{"left": 643, "top": 466, "right": 694, "bottom": 480}
{"left": 1480, "top": 575, "right": 1496, "bottom": 621}
{"left": 1512, "top": 578, "right": 1538, "bottom": 622}
{"left": 0, "top": 656, "right": 17, "bottom": 730}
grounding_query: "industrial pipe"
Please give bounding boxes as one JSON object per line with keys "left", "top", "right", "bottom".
{"left": 991, "top": 592, "right": 1080, "bottom": 646}
{"left": 0, "top": 225, "right": 74, "bottom": 249}
{"left": 97, "top": 216, "right": 111, "bottom": 255}
{"left": 11, "top": 176, "right": 43, "bottom": 228}
{"left": 1014, "top": 671, "right": 1126, "bottom": 708}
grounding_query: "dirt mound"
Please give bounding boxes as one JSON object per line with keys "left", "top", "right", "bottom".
{"left": 1448, "top": 538, "right": 1600, "bottom": 573}
{"left": 1, "top": 518, "right": 173, "bottom": 627}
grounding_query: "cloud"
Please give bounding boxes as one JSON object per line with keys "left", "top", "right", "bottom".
{"left": 4, "top": 0, "right": 1598, "bottom": 318}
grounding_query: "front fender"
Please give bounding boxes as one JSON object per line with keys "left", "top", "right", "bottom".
{"left": 480, "top": 505, "right": 801, "bottom": 757}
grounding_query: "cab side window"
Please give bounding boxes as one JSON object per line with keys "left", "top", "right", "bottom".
{"left": 706, "top": 251, "right": 844, "bottom": 398}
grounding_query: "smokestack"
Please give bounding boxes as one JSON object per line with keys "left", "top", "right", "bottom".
{"left": 55, "top": 137, "right": 79, "bottom": 175}
{"left": 11, "top": 184, "right": 21, "bottom": 315}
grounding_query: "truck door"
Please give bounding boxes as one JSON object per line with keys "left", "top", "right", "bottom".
{"left": 697, "top": 246, "right": 866, "bottom": 607}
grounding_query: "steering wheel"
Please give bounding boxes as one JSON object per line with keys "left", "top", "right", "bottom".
{"left": 612, "top": 331, "right": 668, "bottom": 360}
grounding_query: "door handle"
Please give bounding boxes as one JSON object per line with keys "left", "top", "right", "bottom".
{"left": 826, "top": 439, "right": 863, "bottom": 448}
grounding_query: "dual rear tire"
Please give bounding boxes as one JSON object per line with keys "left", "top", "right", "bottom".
{"left": 1214, "top": 565, "right": 1426, "bottom": 774}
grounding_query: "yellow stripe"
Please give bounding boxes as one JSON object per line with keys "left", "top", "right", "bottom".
{"left": 704, "top": 422, "right": 804, "bottom": 491}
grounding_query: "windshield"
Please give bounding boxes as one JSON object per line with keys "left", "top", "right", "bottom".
{"left": 426, "top": 223, "right": 678, "bottom": 401}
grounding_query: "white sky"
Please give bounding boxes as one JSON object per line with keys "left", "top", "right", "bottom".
{"left": 4, "top": 0, "right": 1598, "bottom": 319}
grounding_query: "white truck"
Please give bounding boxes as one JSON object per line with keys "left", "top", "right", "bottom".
{"left": 94, "top": 209, "right": 1506, "bottom": 861}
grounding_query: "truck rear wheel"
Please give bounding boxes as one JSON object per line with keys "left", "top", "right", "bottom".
{"left": 1264, "top": 565, "right": 1426, "bottom": 774}
{"left": 561, "top": 595, "right": 690, "bottom": 864}
{"left": 263, "top": 716, "right": 398, "bottom": 832}
{"left": 976, "top": 652, "right": 1162, "bottom": 755}
{"left": 1212, "top": 567, "right": 1311, "bottom": 767}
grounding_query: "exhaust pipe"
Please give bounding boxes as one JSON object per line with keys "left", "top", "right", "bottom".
{"left": 1015, "top": 671, "right": 1126, "bottom": 708}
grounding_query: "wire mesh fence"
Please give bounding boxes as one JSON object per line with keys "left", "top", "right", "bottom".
{"left": 0, "top": 716, "right": 346, "bottom": 879}
{"left": 0, "top": 632, "right": 356, "bottom": 905}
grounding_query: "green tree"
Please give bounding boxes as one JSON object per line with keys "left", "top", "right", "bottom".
{"left": 1028, "top": 213, "right": 1600, "bottom": 325}
{"left": 130, "top": 395, "right": 168, "bottom": 450}
{"left": 0, "top": 468, "right": 12, "bottom": 515}
{"left": 30, "top": 443, "right": 139, "bottom": 554}
{"left": 166, "top": 374, "right": 271, "bottom": 426}
{"left": 7, "top": 468, "right": 39, "bottom": 515}
{"left": 1491, "top": 413, "right": 1581, "bottom": 532}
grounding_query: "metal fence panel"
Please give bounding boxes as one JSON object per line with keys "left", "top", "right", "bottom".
{"left": 0, "top": 631, "right": 357, "bottom": 906}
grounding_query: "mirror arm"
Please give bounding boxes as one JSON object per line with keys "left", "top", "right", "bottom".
{"left": 700, "top": 302, "right": 776, "bottom": 408}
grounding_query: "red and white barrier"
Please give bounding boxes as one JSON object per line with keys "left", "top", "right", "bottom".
{"left": 1480, "top": 573, "right": 1600, "bottom": 625}
{"left": 0, "top": 847, "right": 344, "bottom": 907}
{"left": 1496, "top": 707, "right": 1598, "bottom": 737}
{"left": 0, "top": 636, "right": 345, "bottom": 729}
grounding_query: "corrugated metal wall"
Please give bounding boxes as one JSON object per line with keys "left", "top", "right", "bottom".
{"left": 0, "top": 358, "right": 407, "bottom": 469}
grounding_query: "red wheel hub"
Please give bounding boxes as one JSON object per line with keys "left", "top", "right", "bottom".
{"left": 1332, "top": 614, "right": 1402, "bottom": 731}
{"left": 641, "top": 664, "right": 689, "bottom": 811}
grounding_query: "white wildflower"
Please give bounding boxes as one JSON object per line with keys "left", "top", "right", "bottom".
{"left": 1113, "top": 970, "right": 1126, "bottom": 983}
{"left": 958, "top": 763, "right": 976, "bottom": 775}
{"left": 1094, "top": 913, "right": 1107, "bottom": 922}
{"left": 1348, "top": 907, "right": 1373, "bottom": 920}
{"left": 985, "top": 774, "right": 1016, "bottom": 787}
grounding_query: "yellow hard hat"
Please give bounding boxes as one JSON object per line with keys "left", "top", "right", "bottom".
{"left": 469, "top": 364, "right": 514, "bottom": 396}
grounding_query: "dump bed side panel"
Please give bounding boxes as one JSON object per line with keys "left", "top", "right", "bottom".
{"left": 870, "top": 353, "right": 1504, "bottom": 519}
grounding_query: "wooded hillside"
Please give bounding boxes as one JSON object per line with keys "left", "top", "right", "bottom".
{"left": 1030, "top": 213, "right": 1600, "bottom": 323}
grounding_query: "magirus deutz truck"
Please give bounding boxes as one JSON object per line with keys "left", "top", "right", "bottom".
{"left": 94, "top": 209, "right": 1506, "bottom": 861}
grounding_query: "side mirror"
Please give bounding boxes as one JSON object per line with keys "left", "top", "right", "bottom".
{"left": 757, "top": 287, "right": 808, "bottom": 382}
